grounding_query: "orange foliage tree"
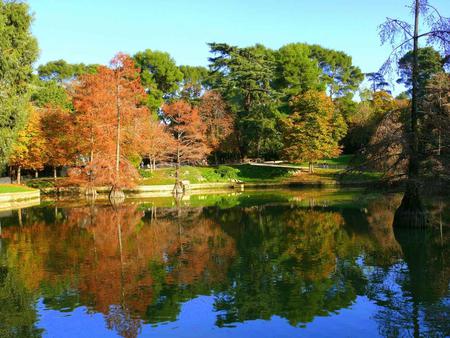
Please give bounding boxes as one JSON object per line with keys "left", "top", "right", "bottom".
{"left": 138, "top": 119, "right": 175, "bottom": 171}
{"left": 72, "top": 53, "right": 150, "bottom": 195}
{"left": 162, "top": 100, "right": 210, "bottom": 191}
{"left": 40, "top": 106, "right": 77, "bottom": 180}
{"left": 198, "top": 90, "right": 234, "bottom": 162}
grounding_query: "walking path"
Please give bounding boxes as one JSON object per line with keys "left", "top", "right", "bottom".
{"left": 248, "top": 162, "right": 308, "bottom": 170}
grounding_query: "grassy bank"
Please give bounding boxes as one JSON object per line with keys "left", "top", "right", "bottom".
{"left": 139, "top": 164, "right": 381, "bottom": 186}
{"left": 0, "top": 184, "right": 36, "bottom": 194}
{"left": 24, "top": 160, "right": 382, "bottom": 192}
{"left": 139, "top": 165, "right": 295, "bottom": 185}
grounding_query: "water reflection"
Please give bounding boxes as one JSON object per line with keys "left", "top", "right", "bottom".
{"left": 0, "top": 190, "right": 448, "bottom": 337}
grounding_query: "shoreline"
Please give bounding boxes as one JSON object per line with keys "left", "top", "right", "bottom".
{"left": 0, "top": 190, "right": 41, "bottom": 211}
{"left": 36, "top": 179, "right": 383, "bottom": 198}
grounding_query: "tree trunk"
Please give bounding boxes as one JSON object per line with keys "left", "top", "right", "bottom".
{"left": 409, "top": 0, "right": 420, "bottom": 181}
{"left": 17, "top": 166, "right": 21, "bottom": 185}
{"left": 309, "top": 162, "right": 314, "bottom": 174}
{"left": 395, "top": 0, "right": 427, "bottom": 228}
{"left": 18, "top": 208, "right": 22, "bottom": 227}
{"left": 115, "top": 74, "right": 121, "bottom": 180}
{"left": 173, "top": 139, "right": 183, "bottom": 196}
{"left": 109, "top": 185, "right": 125, "bottom": 202}
{"left": 153, "top": 158, "right": 156, "bottom": 171}
{"left": 394, "top": 180, "right": 427, "bottom": 228}
{"left": 35, "top": 170, "right": 38, "bottom": 178}
{"left": 53, "top": 166, "right": 57, "bottom": 181}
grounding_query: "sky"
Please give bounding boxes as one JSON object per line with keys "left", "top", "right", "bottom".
{"left": 28, "top": 0, "right": 449, "bottom": 92}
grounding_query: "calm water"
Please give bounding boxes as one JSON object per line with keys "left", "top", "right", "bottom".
{"left": 0, "top": 189, "right": 448, "bottom": 338}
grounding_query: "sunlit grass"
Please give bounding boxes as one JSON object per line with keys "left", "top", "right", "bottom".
{"left": 0, "top": 184, "right": 36, "bottom": 193}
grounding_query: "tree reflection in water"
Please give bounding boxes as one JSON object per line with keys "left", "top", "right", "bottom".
{"left": 0, "top": 191, "right": 447, "bottom": 337}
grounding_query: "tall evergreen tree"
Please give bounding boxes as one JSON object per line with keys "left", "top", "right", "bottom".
{"left": 0, "top": 0, "right": 38, "bottom": 166}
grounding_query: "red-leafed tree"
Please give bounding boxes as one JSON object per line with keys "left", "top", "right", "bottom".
{"left": 162, "top": 100, "right": 210, "bottom": 193}
{"left": 40, "top": 106, "right": 77, "bottom": 180}
{"left": 198, "top": 90, "right": 234, "bottom": 162}
{"left": 72, "top": 53, "right": 149, "bottom": 197}
{"left": 137, "top": 119, "right": 175, "bottom": 171}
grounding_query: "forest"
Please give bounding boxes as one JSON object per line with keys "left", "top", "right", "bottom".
{"left": 0, "top": 0, "right": 449, "bottom": 225}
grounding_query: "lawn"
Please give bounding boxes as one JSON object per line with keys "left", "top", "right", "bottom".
{"left": 139, "top": 164, "right": 295, "bottom": 185}
{"left": 139, "top": 163, "right": 380, "bottom": 186}
{"left": 290, "top": 154, "right": 359, "bottom": 168}
{"left": 0, "top": 184, "right": 36, "bottom": 193}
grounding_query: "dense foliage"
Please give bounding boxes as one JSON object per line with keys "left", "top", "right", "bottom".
{"left": 1, "top": 0, "right": 449, "bottom": 194}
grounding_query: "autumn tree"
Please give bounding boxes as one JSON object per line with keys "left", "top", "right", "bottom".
{"left": 40, "top": 106, "right": 77, "bottom": 180}
{"left": 134, "top": 119, "right": 175, "bottom": 171}
{"left": 72, "top": 53, "right": 149, "bottom": 197}
{"left": 198, "top": 91, "right": 234, "bottom": 162}
{"left": 8, "top": 109, "right": 46, "bottom": 184}
{"left": 421, "top": 73, "right": 450, "bottom": 179}
{"left": 281, "top": 90, "right": 347, "bottom": 173}
{"left": 162, "top": 100, "right": 210, "bottom": 193}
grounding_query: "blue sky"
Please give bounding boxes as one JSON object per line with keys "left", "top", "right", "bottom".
{"left": 28, "top": 0, "right": 449, "bottom": 91}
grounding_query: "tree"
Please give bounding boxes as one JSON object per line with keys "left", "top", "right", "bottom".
{"left": 421, "top": 73, "right": 450, "bottom": 179}
{"left": 0, "top": 0, "right": 38, "bottom": 166}
{"left": 137, "top": 119, "right": 175, "bottom": 171}
{"left": 208, "top": 43, "right": 281, "bottom": 158}
{"left": 162, "top": 100, "right": 210, "bottom": 193}
{"left": 345, "top": 91, "right": 403, "bottom": 155}
{"left": 133, "top": 49, "right": 183, "bottom": 112}
{"left": 179, "top": 65, "right": 209, "bottom": 102}
{"left": 40, "top": 106, "right": 77, "bottom": 180}
{"left": 378, "top": 0, "right": 449, "bottom": 227}
{"left": 281, "top": 90, "right": 347, "bottom": 173}
{"left": 309, "top": 45, "right": 364, "bottom": 99}
{"left": 397, "top": 47, "right": 447, "bottom": 99}
{"left": 37, "top": 60, "right": 98, "bottom": 83}
{"left": 8, "top": 109, "right": 45, "bottom": 184}
{"left": 198, "top": 91, "right": 234, "bottom": 162}
{"left": 274, "top": 43, "right": 324, "bottom": 98}
{"left": 365, "top": 72, "right": 392, "bottom": 93}
{"left": 31, "top": 78, "right": 72, "bottom": 110}
{"left": 72, "top": 54, "right": 149, "bottom": 197}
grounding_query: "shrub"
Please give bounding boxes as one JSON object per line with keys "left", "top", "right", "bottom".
{"left": 138, "top": 169, "right": 153, "bottom": 178}
{"left": 26, "top": 179, "right": 55, "bottom": 189}
{"left": 215, "top": 165, "right": 239, "bottom": 180}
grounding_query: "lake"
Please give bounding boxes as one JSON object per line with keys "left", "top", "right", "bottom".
{"left": 0, "top": 188, "right": 448, "bottom": 338}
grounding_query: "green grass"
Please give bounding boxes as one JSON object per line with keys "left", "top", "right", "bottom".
{"left": 139, "top": 163, "right": 382, "bottom": 186}
{"left": 139, "top": 164, "right": 295, "bottom": 185}
{"left": 291, "top": 154, "right": 358, "bottom": 168}
{"left": 140, "top": 166, "right": 232, "bottom": 185}
{"left": 234, "top": 164, "right": 294, "bottom": 182}
{"left": 0, "top": 184, "right": 36, "bottom": 193}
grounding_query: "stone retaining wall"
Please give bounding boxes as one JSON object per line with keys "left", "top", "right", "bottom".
{"left": 0, "top": 190, "right": 40, "bottom": 210}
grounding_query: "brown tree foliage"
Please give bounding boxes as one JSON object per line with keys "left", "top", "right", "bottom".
{"left": 162, "top": 100, "right": 210, "bottom": 187}
{"left": 71, "top": 53, "right": 149, "bottom": 189}
{"left": 40, "top": 106, "right": 77, "bottom": 178}
{"left": 136, "top": 119, "right": 175, "bottom": 171}
{"left": 198, "top": 90, "right": 234, "bottom": 153}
